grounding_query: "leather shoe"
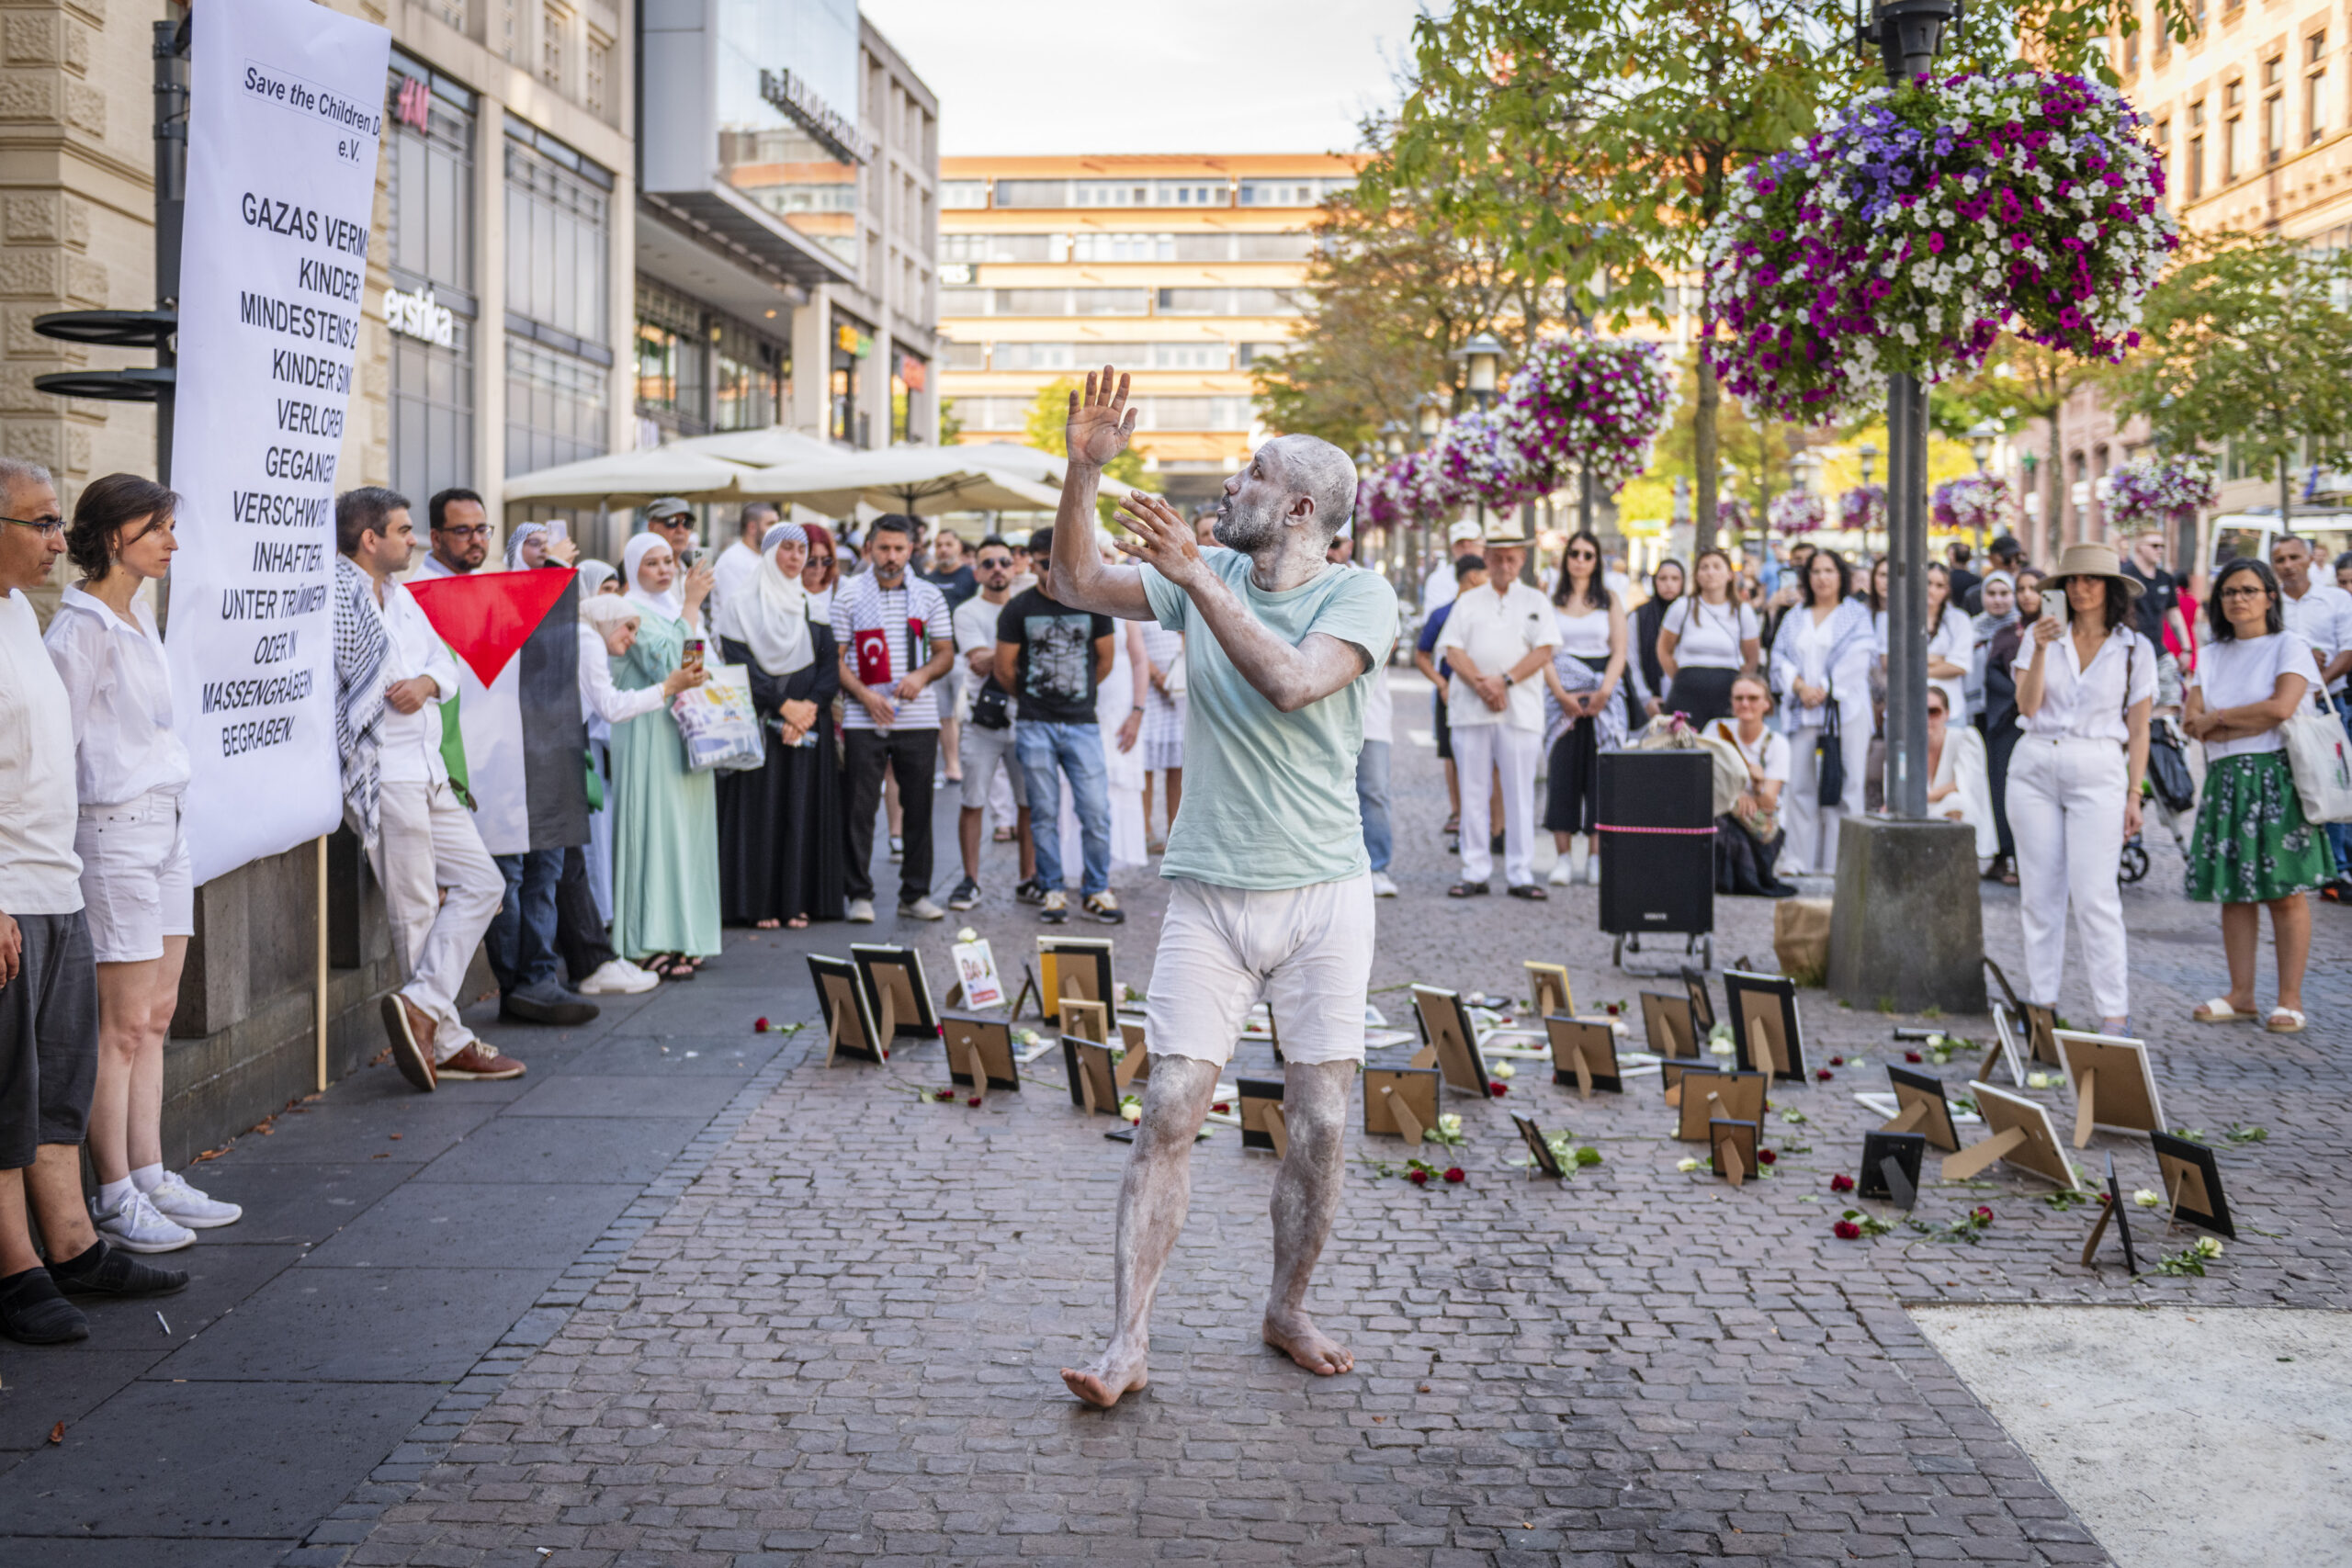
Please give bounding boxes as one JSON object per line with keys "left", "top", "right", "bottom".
{"left": 437, "top": 1042, "right": 527, "bottom": 1080}
{"left": 380, "top": 994, "right": 437, "bottom": 1091}
{"left": 500, "top": 983, "right": 599, "bottom": 1026}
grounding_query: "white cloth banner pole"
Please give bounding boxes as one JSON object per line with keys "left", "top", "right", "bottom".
{"left": 167, "top": 0, "right": 390, "bottom": 886}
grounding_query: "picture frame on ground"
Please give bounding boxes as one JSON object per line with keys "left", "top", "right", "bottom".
{"left": 1881, "top": 1065, "right": 1964, "bottom": 1152}
{"left": 1061, "top": 1034, "right": 1121, "bottom": 1115}
{"left": 1677, "top": 1069, "right": 1766, "bottom": 1142}
{"left": 1036, "top": 936, "right": 1114, "bottom": 1026}
{"left": 942, "top": 1012, "right": 1020, "bottom": 1095}
{"left": 1237, "top": 1077, "right": 1288, "bottom": 1156}
{"left": 2150, "top": 1130, "right": 2234, "bottom": 1239}
{"left": 1943, "top": 1081, "right": 2080, "bottom": 1190}
{"left": 1545, "top": 1015, "right": 1622, "bottom": 1098}
{"left": 1059, "top": 997, "right": 1111, "bottom": 1051}
{"left": 850, "top": 944, "right": 939, "bottom": 1044}
{"left": 1409, "top": 984, "right": 1494, "bottom": 1097}
{"left": 1724, "top": 971, "right": 1804, "bottom": 1081}
{"left": 2055, "top": 1031, "right": 2165, "bottom": 1147}
{"left": 1984, "top": 956, "right": 2059, "bottom": 1064}
{"left": 1363, "top": 1066, "right": 1440, "bottom": 1145}
{"left": 1859, "top": 1130, "right": 1928, "bottom": 1209}
{"left": 1987, "top": 1002, "right": 2028, "bottom": 1087}
{"left": 808, "top": 954, "right": 886, "bottom": 1066}
{"left": 1512, "top": 1113, "right": 1566, "bottom": 1178}
{"left": 1524, "top": 961, "right": 1574, "bottom": 1021}
{"left": 2080, "top": 1150, "right": 2142, "bottom": 1272}
{"left": 1116, "top": 1018, "right": 1151, "bottom": 1086}
{"left": 1709, "top": 1118, "right": 1760, "bottom": 1185}
{"left": 949, "top": 936, "right": 1005, "bottom": 1010}
{"left": 1681, "top": 966, "right": 1716, "bottom": 1037}
{"left": 1662, "top": 1058, "right": 1716, "bottom": 1109}
{"left": 1641, "top": 991, "right": 1697, "bottom": 1060}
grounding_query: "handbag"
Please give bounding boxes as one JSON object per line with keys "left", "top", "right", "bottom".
{"left": 970, "top": 678, "right": 1012, "bottom": 731}
{"left": 1162, "top": 646, "right": 1187, "bottom": 699}
{"left": 1815, "top": 685, "right": 1846, "bottom": 807}
{"left": 672, "top": 661, "right": 767, "bottom": 773}
{"left": 2281, "top": 682, "right": 2352, "bottom": 823}
{"left": 2144, "top": 717, "right": 2196, "bottom": 816}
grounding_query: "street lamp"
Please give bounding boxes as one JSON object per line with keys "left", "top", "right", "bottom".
{"left": 1380, "top": 419, "right": 1408, "bottom": 459}
{"left": 1968, "top": 420, "right": 1998, "bottom": 473}
{"left": 1453, "top": 332, "right": 1507, "bottom": 412}
{"left": 1416, "top": 393, "right": 1444, "bottom": 446}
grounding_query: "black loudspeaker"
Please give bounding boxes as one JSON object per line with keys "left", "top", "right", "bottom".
{"left": 1597, "top": 750, "right": 1713, "bottom": 938}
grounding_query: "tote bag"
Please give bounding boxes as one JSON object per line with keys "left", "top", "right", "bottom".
{"left": 2282, "top": 684, "right": 2352, "bottom": 824}
{"left": 672, "top": 662, "right": 766, "bottom": 773}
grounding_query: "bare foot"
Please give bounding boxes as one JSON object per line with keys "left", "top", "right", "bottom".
{"left": 1262, "top": 1309, "right": 1354, "bottom": 1376}
{"left": 1059, "top": 1345, "right": 1149, "bottom": 1409}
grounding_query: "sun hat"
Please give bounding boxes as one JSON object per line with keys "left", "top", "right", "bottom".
{"left": 1447, "top": 519, "right": 1484, "bottom": 546}
{"left": 2041, "top": 540, "right": 2143, "bottom": 598}
{"left": 1480, "top": 517, "right": 1532, "bottom": 547}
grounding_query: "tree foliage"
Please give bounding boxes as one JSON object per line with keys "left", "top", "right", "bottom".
{"left": 1023, "top": 378, "right": 1156, "bottom": 525}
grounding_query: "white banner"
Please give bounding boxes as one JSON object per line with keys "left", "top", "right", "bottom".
{"left": 168, "top": 0, "right": 390, "bottom": 886}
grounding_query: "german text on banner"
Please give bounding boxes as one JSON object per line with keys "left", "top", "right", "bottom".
{"left": 166, "top": 0, "right": 390, "bottom": 886}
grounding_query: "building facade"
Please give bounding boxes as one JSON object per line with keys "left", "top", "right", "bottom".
{"left": 933, "top": 154, "right": 1361, "bottom": 510}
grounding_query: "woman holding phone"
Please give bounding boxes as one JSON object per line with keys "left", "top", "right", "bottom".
{"left": 610, "top": 534, "right": 721, "bottom": 978}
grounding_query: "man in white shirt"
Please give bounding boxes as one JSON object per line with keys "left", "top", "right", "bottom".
{"left": 835, "top": 514, "right": 956, "bottom": 922}
{"left": 335, "top": 488, "right": 519, "bottom": 1091}
{"left": 2271, "top": 534, "right": 2352, "bottom": 881}
{"left": 1435, "top": 524, "right": 1562, "bottom": 897}
{"left": 709, "top": 502, "right": 776, "bottom": 628}
{"left": 1331, "top": 534, "right": 1401, "bottom": 897}
{"left": 946, "top": 536, "right": 1037, "bottom": 910}
{"left": 414, "top": 487, "right": 490, "bottom": 580}
{"left": 1419, "top": 519, "right": 1484, "bottom": 615}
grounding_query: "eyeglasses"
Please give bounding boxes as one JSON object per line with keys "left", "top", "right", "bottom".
{"left": 435, "top": 525, "right": 490, "bottom": 541}
{"left": 2220, "top": 584, "right": 2269, "bottom": 600}
{"left": 1, "top": 513, "right": 64, "bottom": 538}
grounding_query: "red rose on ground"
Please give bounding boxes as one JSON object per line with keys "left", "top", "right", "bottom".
{"left": 1489, "top": 1082, "right": 1510, "bottom": 1098}
{"left": 1830, "top": 1173, "right": 1856, "bottom": 1193}
{"left": 754, "top": 1017, "right": 771, "bottom": 1033}
{"left": 1905, "top": 1050, "right": 1924, "bottom": 1064}
{"left": 1973, "top": 1205, "right": 1994, "bottom": 1224}
{"left": 933, "top": 1089, "right": 955, "bottom": 1102}
{"left": 1829, "top": 1055, "right": 1844, "bottom": 1066}
{"left": 1408, "top": 1168, "right": 1430, "bottom": 1186}
{"left": 1443, "top": 1167, "right": 1466, "bottom": 1184}
{"left": 1815, "top": 1067, "right": 1834, "bottom": 1081}
{"left": 1211, "top": 1101, "right": 1230, "bottom": 1114}
{"left": 1834, "top": 1220, "right": 1862, "bottom": 1240}
{"left": 1758, "top": 1148, "right": 1777, "bottom": 1166}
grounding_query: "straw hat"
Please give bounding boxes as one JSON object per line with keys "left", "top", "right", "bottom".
{"left": 2041, "top": 540, "right": 2143, "bottom": 598}
{"left": 1480, "top": 517, "right": 1532, "bottom": 548}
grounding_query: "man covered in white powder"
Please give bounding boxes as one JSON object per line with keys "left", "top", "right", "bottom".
{"left": 1045, "top": 369, "right": 1397, "bottom": 1409}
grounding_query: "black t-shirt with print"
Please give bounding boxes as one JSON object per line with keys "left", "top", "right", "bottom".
{"left": 2121, "top": 559, "right": 2179, "bottom": 647}
{"left": 999, "top": 587, "right": 1112, "bottom": 725}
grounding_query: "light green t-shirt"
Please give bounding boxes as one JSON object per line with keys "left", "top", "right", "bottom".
{"left": 1141, "top": 550, "right": 1399, "bottom": 890}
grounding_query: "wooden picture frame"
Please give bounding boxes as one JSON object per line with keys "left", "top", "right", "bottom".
{"left": 1677, "top": 1069, "right": 1767, "bottom": 1142}
{"left": 1724, "top": 970, "right": 1804, "bottom": 1081}
{"left": 1060, "top": 1033, "right": 1121, "bottom": 1116}
{"left": 2056, "top": 1031, "right": 2165, "bottom": 1147}
{"left": 1859, "top": 1130, "right": 1928, "bottom": 1209}
{"left": 1680, "top": 965, "right": 1717, "bottom": 1036}
{"left": 1524, "top": 962, "right": 1574, "bottom": 1022}
{"left": 1708, "top": 1118, "right": 1760, "bottom": 1186}
{"left": 1984, "top": 956, "right": 2059, "bottom": 1064}
{"left": 1985, "top": 1002, "right": 2029, "bottom": 1088}
{"left": 2150, "top": 1130, "right": 2234, "bottom": 1239}
{"left": 1363, "top": 1066, "right": 1440, "bottom": 1144}
{"left": 1116, "top": 1018, "right": 1151, "bottom": 1086}
{"left": 1409, "top": 984, "right": 1493, "bottom": 1098}
{"left": 1662, "top": 1058, "right": 1717, "bottom": 1109}
{"left": 1545, "top": 1015, "right": 1622, "bottom": 1098}
{"left": 1640, "top": 991, "right": 1697, "bottom": 1060}
{"left": 808, "top": 954, "right": 886, "bottom": 1065}
{"left": 1943, "top": 1080, "right": 2080, "bottom": 1190}
{"left": 1059, "top": 997, "right": 1111, "bottom": 1050}
{"left": 850, "top": 943, "right": 939, "bottom": 1044}
{"left": 1512, "top": 1113, "right": 1566, "bottom": 1179}
{"left": 1882, "top": 1065, "right": 1963, "bottom": 1153}
{"left": 1036, "top": 936, "right": 1114, "bottom": 1025}
{"left": 941, "top": 1011, "right": 1020, "bottom": 1097}
{"left": 1236, "top": 1077, "right": 1288, "bottom": 1156}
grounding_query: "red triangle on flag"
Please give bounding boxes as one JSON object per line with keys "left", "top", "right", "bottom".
{"left": 407, "top": 570, "right": 574, "bottom": 688}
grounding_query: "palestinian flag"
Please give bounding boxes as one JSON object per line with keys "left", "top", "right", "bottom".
{"left": 406, "top": 570, "right": 589, "bottom": 856}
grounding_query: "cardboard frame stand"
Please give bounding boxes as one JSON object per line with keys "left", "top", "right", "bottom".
{"left": 808, "top": 954, "right": 887, "bottom": 1065}
{"left": 2055, "top": 1031, "right": 2165, "bottom": 1148}
{"left": 1984, "top": 956, "right": 2059, "bottom": 1065}
{"left": 1859, "top": 1130, "right": 1928, "bottom": 1209}
{"left": 1524, "top": 962, "right": 1575, "bottom": 1022}
{"left": 1409, "top": 984, "right": 1494, "bottom": 1097}
{"left": 1237, "top": 1077, "right": 1288, "bottom": 1156}
{"left": 1709, "top": 1118, "right": 1761, "bottom": 1186}
{"left": 1662, "top": 1058, "right": 1715, "bottom": 1110}
{"left": 1512, "top": 1113, "right": 1566, "bottom": 1179}
{"left": 1677, "top": 1069, "right": 1767, "bottom": 1142}
{"left": 2149, "top": 1130, "right": 2234, "bottom": 1239}
{"left": 1641, "top": 991, "right": 1698, "bottom": 1060}
{"left": 942, "top": 1012, "right": 1021, "bottom": 1100}
{"left": 1880, "top": 1065, "right": 1964, "bottom": 1153}
{"left": 1363, "top": 1066, "right": 1440, "bottom": 1145}
{"left": 1942, "top": 1080, "right": 2080, "bottom": 1189}
{"left": 1058, "top": 1009, "right": 1122, "bottom": 1116}
{"left": 849, "top": 943, "right": 939, "bottom": 1046}
{"left": 1724, "top": 970, "right": 1805, "bottom": 1081}
{"left": 1545, "top": 1015, "right": 1622, "bottom": 1098}
{"left": 1059, "top": 997, "right": 1111, "bottom": 1050}
{"left": 1036, "top": 937, "right": 1114, "bottom": 1026}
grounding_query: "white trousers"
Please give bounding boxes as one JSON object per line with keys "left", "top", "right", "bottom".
{"left": 370, "top": 776, "right": 504, "bottom": 1062}
{"left": 1453, "top": 722, "right": 1540, "bottom": 886}
{"left": 2006, "top": 737, "right": 2131, "bottom": 1020}
{"left": 1782, "top": 713, "right": 1871, "bottom": 874}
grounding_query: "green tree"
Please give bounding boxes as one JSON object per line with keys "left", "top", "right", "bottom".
{"left": 2110, "top": 231, "right": 2352, "bottom": 525}
{"left": 1024, "top": 378, "right": 1157, "bottom": 525}
{"left": 1931, "top": 338, "right": 2104, "bottom": 559}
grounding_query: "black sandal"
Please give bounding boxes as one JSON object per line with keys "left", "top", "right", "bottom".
{"left": 1507, "top": 884, "right": 1548, "bottom": 901}
{"left": 1447, "top": 881, "right": 1490, "bottom": 898}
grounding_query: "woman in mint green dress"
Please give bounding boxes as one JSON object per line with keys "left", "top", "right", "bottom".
{"left": 611, "top": 533, "right": 721, "bottom": 976}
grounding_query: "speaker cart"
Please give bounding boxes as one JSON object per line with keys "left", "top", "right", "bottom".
{"left": 1597, "top": 748, "right": 1714, "bottom": 975}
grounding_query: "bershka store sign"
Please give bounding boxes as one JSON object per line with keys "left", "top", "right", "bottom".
{"left": 383, "top": 283, "right": 456, "bottom": 347}
{"left": 166, "top": 0, "right": 391, "bottom": 885}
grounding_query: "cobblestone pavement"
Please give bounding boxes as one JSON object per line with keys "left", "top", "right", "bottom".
{"left": 295, "top": 674, "right": 2351, "bottom": 1566}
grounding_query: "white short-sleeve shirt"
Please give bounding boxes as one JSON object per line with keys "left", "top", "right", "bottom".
{"left": 2278, "top": 582, "right": 2352, "bottom": 695}
{"left": 1707, "top": 718, "right": 1790, "bottom": 784}
{"left": 1662, "top": 596, "right": 1758, "bottom": 668}
{"left": 2013, "top": 624, "right": 2156, "bottom": 743}
{"left": 1435, "top": 581, "right": 1562, "bottom": 732}
{"left": 2194, "top": 631, "right": 2314, "bottom": 760}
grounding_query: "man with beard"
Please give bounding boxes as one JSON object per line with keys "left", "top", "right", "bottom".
{"left": 1044, "top": 369, "right": 1397, "bottom": 1409}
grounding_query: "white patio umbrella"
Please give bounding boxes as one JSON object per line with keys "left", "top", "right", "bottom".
{"left": 946, "top": 441, "right": 1139, "bottom": 501}
{"left": 667, "top": 426, "right": 842, "bottom": 468}
{"left": 500, "top": 447, "right": 758, "bottom": 507}
{"left": 744, "top": 447, "right": 1073, "bottom": 515}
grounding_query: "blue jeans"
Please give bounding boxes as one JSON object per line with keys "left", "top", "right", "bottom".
{"left": 489, "top": 848, "right": 564, "bottom": 995}
{"left": 2331, "top": 702, "right": 2352, "bottom": 876}
{"left": 1356, "top": 739, "right": 1393, "bottom": 873}
{"left": 1016, "top": 721, "right": 1111, "bottom": 897}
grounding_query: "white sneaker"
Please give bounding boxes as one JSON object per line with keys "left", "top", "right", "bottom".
{"left": 1547, "top": 861, "right": 1573, "bottom": 886}
{"left": 578, "top": 958, "right": 660, "bottom": 996}
{"left": 1587, "top": 857, "right": 1604, "bottom": 886}
{"left": 847, "top": 898, "right": 876, "bottom": 923}
{"left": 93, "top": 1189, "right": 196, "bottom": 1253}
{"left": 1370, "top": 871, "right": 1399, "bottom": 897}
{"left": 146, "top": 1170, "right": 242, "bottom": 1229}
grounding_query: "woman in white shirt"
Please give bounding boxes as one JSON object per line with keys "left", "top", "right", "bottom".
{"left": 1923, "top": 561, "right": 1972, "bottom": 717}
{"left": 1657, "top": 547, "right": 1760, "bottom": 728}
{"left": 2183, "top": 558, "right": 2335, "bottom": 1032}
{"left": 1541, "top": 530, "right": 1627, "bottom": 886}
{"left": 1768, "top": 547, "right": 1874, "bottom": 874}
{"left": 2010, "top": 543, "right": 2154, "bottom": 1034}
{"left": 1925, "top": 684, "right": 1996, "bottom": 863}
{"left": 44, "top": 476, "right": 238, "bottom": 1251}
{"left": 1704, "top": 672, "right": 1796, "bottom": 895}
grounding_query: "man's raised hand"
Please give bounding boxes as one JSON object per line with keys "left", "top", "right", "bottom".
{"left": 1114, "top": 492, "right": 1206, "bottom": 590}
{"left": 1067, "top": 367, "right": 1136, "bottom": 468}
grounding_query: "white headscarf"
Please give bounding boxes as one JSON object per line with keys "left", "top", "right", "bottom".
{"left": 622, "top": 533, "right": 681, "bottom": 620}
{"left": 576, "top": 559, "right": 617, "bottom": 597}
{"left": 579, "top": 592, "right": 640, "bottom": 631}
{"left": 504, "top": 523, "right": 548, "bottom": 571}
{"left": 716, "top": 523, "right": 815, "bottom": 675}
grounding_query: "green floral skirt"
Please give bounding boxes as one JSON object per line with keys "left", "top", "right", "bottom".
{"left": 2187, "top": 751, "right": 2335, "bottom": 903}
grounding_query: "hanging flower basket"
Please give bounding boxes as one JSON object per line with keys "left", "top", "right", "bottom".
{"left": 1931, "top": 471, "right": 2017, "bottom": 532}
{"left": 1498, "top": 336, "right": 1678, "bottom": 495}
{"left": 1432, "top": 407, "right": 1538, "bottom": 512}
{"left": 1713, "top": 495, "right": 1754, "bottom": 536}
{"left": 1840, "top": 484, "right": 1888, "bottom": 535}
{"left": 1704, "top": 68, "right": 2177, "bottom": 423}
{"left": 1365, "top": 446, "right": 1463, "bottom": 527}
{"left": 1770, "top": 491, "right": 1826, "bottom": 534}
{"left": 2104, "top": 453, "right": 2218, "bottom": 529}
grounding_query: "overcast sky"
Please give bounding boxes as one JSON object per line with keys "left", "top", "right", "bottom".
{"left": 857, "top": 0, "right": 1429, "bottom": 156}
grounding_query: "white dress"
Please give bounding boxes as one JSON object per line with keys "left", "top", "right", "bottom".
{"left": 1058, "top": 622, "right": 1150, "bottom": 876}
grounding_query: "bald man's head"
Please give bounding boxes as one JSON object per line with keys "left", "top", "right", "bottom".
{"left": 1215, "top": 434, "right": 1358, "bottom": 554}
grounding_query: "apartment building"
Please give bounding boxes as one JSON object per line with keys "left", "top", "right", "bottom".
{"left": 933, "top": 154, "right": 1361, "bottom": 510}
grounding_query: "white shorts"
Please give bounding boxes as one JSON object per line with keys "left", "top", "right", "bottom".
{"left": 74, "top": 792, "right": 194, "bottom": 965}
{"left": 1145, "top": 874, "right": 1374, "bottom": 1066}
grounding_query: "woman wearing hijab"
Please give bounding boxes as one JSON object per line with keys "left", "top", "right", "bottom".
{"left": 578, "top": 559, "right": 622, "bottom": 597}
{"left": 609, "top": 534, "right": 721, "bottom": 977}
{"left": 1632, "top": 558, "right": 1683, "bottom": 719}
{"left": 714, "top": 523, "right": 844, "bottom": 930}
{"left": 504, "top": 522, "right": 578, "bottom": 572}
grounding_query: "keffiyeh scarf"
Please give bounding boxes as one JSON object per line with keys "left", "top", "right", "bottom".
{"left": 332, "top": 556, "right": 389, "bottom": 856}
